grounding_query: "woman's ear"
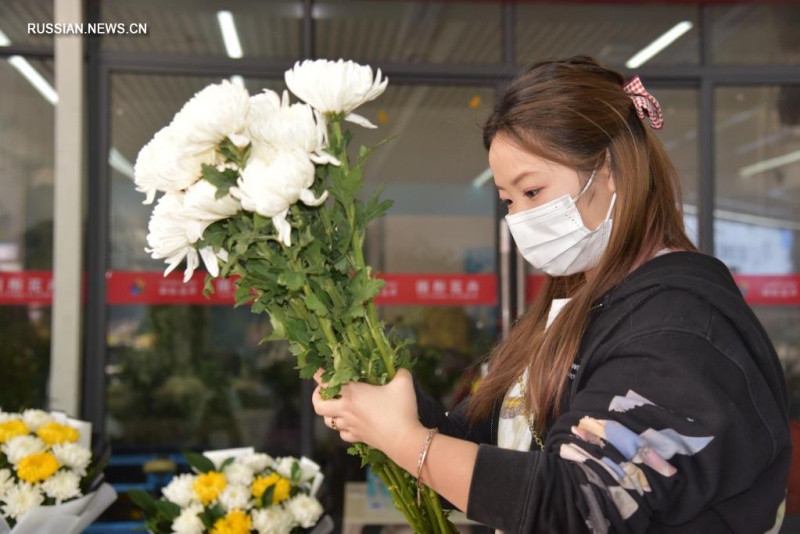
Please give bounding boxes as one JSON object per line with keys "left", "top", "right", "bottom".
{"left": 603, "top": 148, "right": 616, "bottom": 194}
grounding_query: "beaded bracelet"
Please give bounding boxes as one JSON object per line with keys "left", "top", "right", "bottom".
{"left": 416, "top": 427, "right": 439, "bottom": 506}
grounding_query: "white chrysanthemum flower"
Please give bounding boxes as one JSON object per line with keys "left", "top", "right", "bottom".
{"left": 231, "top": 151, "right": 327, "bottom": 246}
{"left": 144, "top": 192, "right": 222, "bottom": 282}
{"left": 171, "top": 504, "right": 205, "bottom": 534}
{"left": 286, "top": 494, "right": 324, "bottom": 528}
{"left": 224, "top": 462, "right": 254, "bottom": 487}
{"left": 251, "top": 506, "right": 295, "bottom": 534}
{"left": 182, "top": 179, "right": 241, "bottom": 243}
{"left": 275, "top": 457, "right": 297, "bottom": 480}
{"left": 21, "top": 409, "right": 53, "bottom": 431}
{"left": 247, "top": 91, "right": 339, "bottom": 166}
{"left": 0, "top": 412, "right": 22, "bottom": 423}
{"left": 3, "top": 435, "right": 46, "bottom": 465}
{"left": 239, "top": 453, "right": 274, "bottom": 473}
{"left": 162, "top": 473, "right": 198, "bottom": 508}
{"left": 51, "top": 442, "right": 92, "bottom": 476}
{"left": 1, "top": 482, "right": 44, "bottom": 520}
{"left": 285, "top": 59, "right": 388, "bottom": 128}
{"left": 41, "top": 470, "right": 82, "bottom": 503}
{"left": 218, "top": 483, "right": 251, "bottom": 512}
{"left": 0, "top": 468, "right": 13, "bottom": 500}
{"left": 169, "top": 79, "right": 251, "bottom": 155}
{"left": 134, "top": 126, "right": 216, "bottom": 205}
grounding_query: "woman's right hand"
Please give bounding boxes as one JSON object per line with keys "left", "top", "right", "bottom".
{"left": 311, "top": 368, "right": 423, "bottom": 454}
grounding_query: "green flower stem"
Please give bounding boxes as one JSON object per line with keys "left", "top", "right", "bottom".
{"left": 425, "top": 485, "right": 453, "bottom": 533}
{"left": 329, "top": 118, "right": 396, "bottom": 380}
{"left": 373, "top": 463, "right": 425, "bottom": 532}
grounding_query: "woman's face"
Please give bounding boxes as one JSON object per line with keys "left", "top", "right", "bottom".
{"left": 489, "top": 135, "right": 615, "bottom": 230}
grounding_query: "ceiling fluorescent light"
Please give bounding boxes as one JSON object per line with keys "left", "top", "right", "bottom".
{"left": 625, "top": 21, "right": 693, "bottom": 69}
{"left": 109, "top": 148, "right": 135, "bottom": 180}
{"left": 0, "top": 28, "right": 11, "bottom": 46}
{"left": 217, "top": 11, "right": 243, "bottom": 59}
{"left": 8, "top": 56, "right": 58, "bottom": 105}
{"left": 739, "top": 149, "right": 800, "bottom": 178}
{"left": 472, "top": 167, "right": 493, "bottom": 188}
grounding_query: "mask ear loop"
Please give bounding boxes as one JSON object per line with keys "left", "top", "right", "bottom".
{"left": 574, "top": 169, "right": 597, "bottom": 202}
{"left": 604, "top": 193, "right": 617, "bottom": 221}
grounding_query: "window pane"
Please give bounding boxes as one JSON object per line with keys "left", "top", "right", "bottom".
{"left": 0, "top": 0, "right": 54, "bottom": 49}
{"left": 0, "top": 57, "right": 54, "bottom": 411}
{"left": 712, "top": 5, "right": 800, "bottom": 65}
{"left": 715, "top": 86, "right": 800, "bottom": 515}
{"left": 314, "top": 0, "right": 501, "bottom": 64}
{"left": 100, "top": 0, "right": 302, "bottom": 58}
{"left": 516, "top": 4, "right": 699, "bottom": 67}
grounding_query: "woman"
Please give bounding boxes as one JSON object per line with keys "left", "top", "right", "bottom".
{"left": 312, "top": 56, "right": 791, "bottom": 533}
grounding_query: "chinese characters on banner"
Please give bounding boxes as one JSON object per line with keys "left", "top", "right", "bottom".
{"left": 0, "top": 271, "right": 799, "bottom": 306}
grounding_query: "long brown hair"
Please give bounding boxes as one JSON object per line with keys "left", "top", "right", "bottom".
{"left": 469, "top": 56, "right": 696, "bottom": 433}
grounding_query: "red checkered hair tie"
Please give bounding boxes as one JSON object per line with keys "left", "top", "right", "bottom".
{"left": 623, "top": 76, "right": 664, "bottom": 130}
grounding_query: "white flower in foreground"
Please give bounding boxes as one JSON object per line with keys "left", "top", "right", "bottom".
{"left": 134, "top": 126, "right": 216, "bottom": 205}
{"left": 224, "top": 462, "right": 254, "bottom": 487}
{"left": 3, "top": 435, "right": 46, "bottom": 465}
{"left": 21, "top": 409, "right": 52, "bottom": 431}
{"left": 162, "top": 473, "right": 198, "bottom": 508}
{"left": 0, "top": 412, "right": 22, "bottom": 424}
{"left": 251, "top": 506, "right": 295, "bottom": 534}
{"left": 41, "top": 470, "right": 82, "bottom": 503}
{"left": 239, "top": 453, "right": 274, "bottom": 473}
{"left": 51, "top": 442, "right": 92, "bottom": 476}
{"left": 286, "top": 494, "right": 324, "bottom": 528}
{"left": 247, "top": 91, "right": 339, "bottom": 166}
{"left": 218, "top": 484, "right": 251, "bottom": 512}
{"left": 145, "top": 192, "right": 222, "bottom": 281}
{"left": 285, "top": 59, "right": 388, "bottom": 128}
{"left": 1, "top": 482, "right": 44, "bottom": 520}
{"left": 171, "top": 504, "right": 205, "bottom": 534}
{"left": 0, "top": 468, "right": 13, "bottom": 500}
{"left": 231, "top": 151, "right": 328, "bottom": 246}
{"left": 182, "top": 179, "right": 241, "bottom": 243}
{"left": 275, "top": 457, "right": 296, "bottom": 480}
{"left": 170, "top": 79, "right": 251, "bottom": 155}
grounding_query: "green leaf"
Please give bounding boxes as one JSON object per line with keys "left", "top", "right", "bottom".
{"left": 184, "top": 450, "right": 216, "bottom": 474}
{"left": 200, "top": 163, "right": 239, "bottom": 198}
{"left": 303, "top": 292, "right": 329, "bottom": 316}
{"left": 261, "top": 485, "right": 275, "bottom": 507}
{"left": 153, "top": 499, "right": 181, "bottom": 521}
{"left": 291, "top": 460, "right": 301, "bottom": 483}
{"left": 127, "top": 489, "right": 157, "bottom": 517}
{"left": 279, "top": 271, "right": 306, "bottom": 291}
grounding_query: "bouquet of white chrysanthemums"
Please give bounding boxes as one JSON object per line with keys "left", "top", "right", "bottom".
{"left": 129, "top": 448, "right": 331, "bottom": 534}
{"left": 135, "top": 59, "right": 456, "bottom": 533}
{"left": 0, "top": 409, "right": 116, "bottom": 534}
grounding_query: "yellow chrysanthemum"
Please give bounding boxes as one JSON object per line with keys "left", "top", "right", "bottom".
{"left": 0, "top": 420, "right": 29, "bottom": 444}
{"left": 252, "top": 473, "right": 291, "bottom": 504}
{"left": 193, "top": 471, "right": 227, "bottom": 505}
{"left": 36, "top": 422, "right": 79, "bottom": 446}
{"left": 210, "top": 509, "right": 251, "bottom": 534}
{"left": 17, "top": 452, "right": 60, "bottom": 483}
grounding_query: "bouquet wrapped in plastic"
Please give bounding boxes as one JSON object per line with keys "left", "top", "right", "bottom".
{"left": 0, "top": 409, "right": 116, "bottom": 534}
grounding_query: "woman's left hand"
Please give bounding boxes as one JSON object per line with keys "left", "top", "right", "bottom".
{"left": 312, "top": 368, "right": 422, "bottom": 453}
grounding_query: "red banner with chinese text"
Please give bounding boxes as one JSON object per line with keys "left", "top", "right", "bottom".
{"left": 1, "top": 271, "right": 800, "bottom": 307}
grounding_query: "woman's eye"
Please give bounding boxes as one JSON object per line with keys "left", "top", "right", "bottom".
{"left": 524, "top": 188, "right": 541, "bottom": 199}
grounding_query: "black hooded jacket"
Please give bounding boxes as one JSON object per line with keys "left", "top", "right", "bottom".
{"left": 416, "top": 252, "right": 791, "bottom": 533}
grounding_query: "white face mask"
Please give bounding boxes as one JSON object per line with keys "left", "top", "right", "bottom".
{"left": 505, "top": 170, "right": 617, "bottom": 276}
